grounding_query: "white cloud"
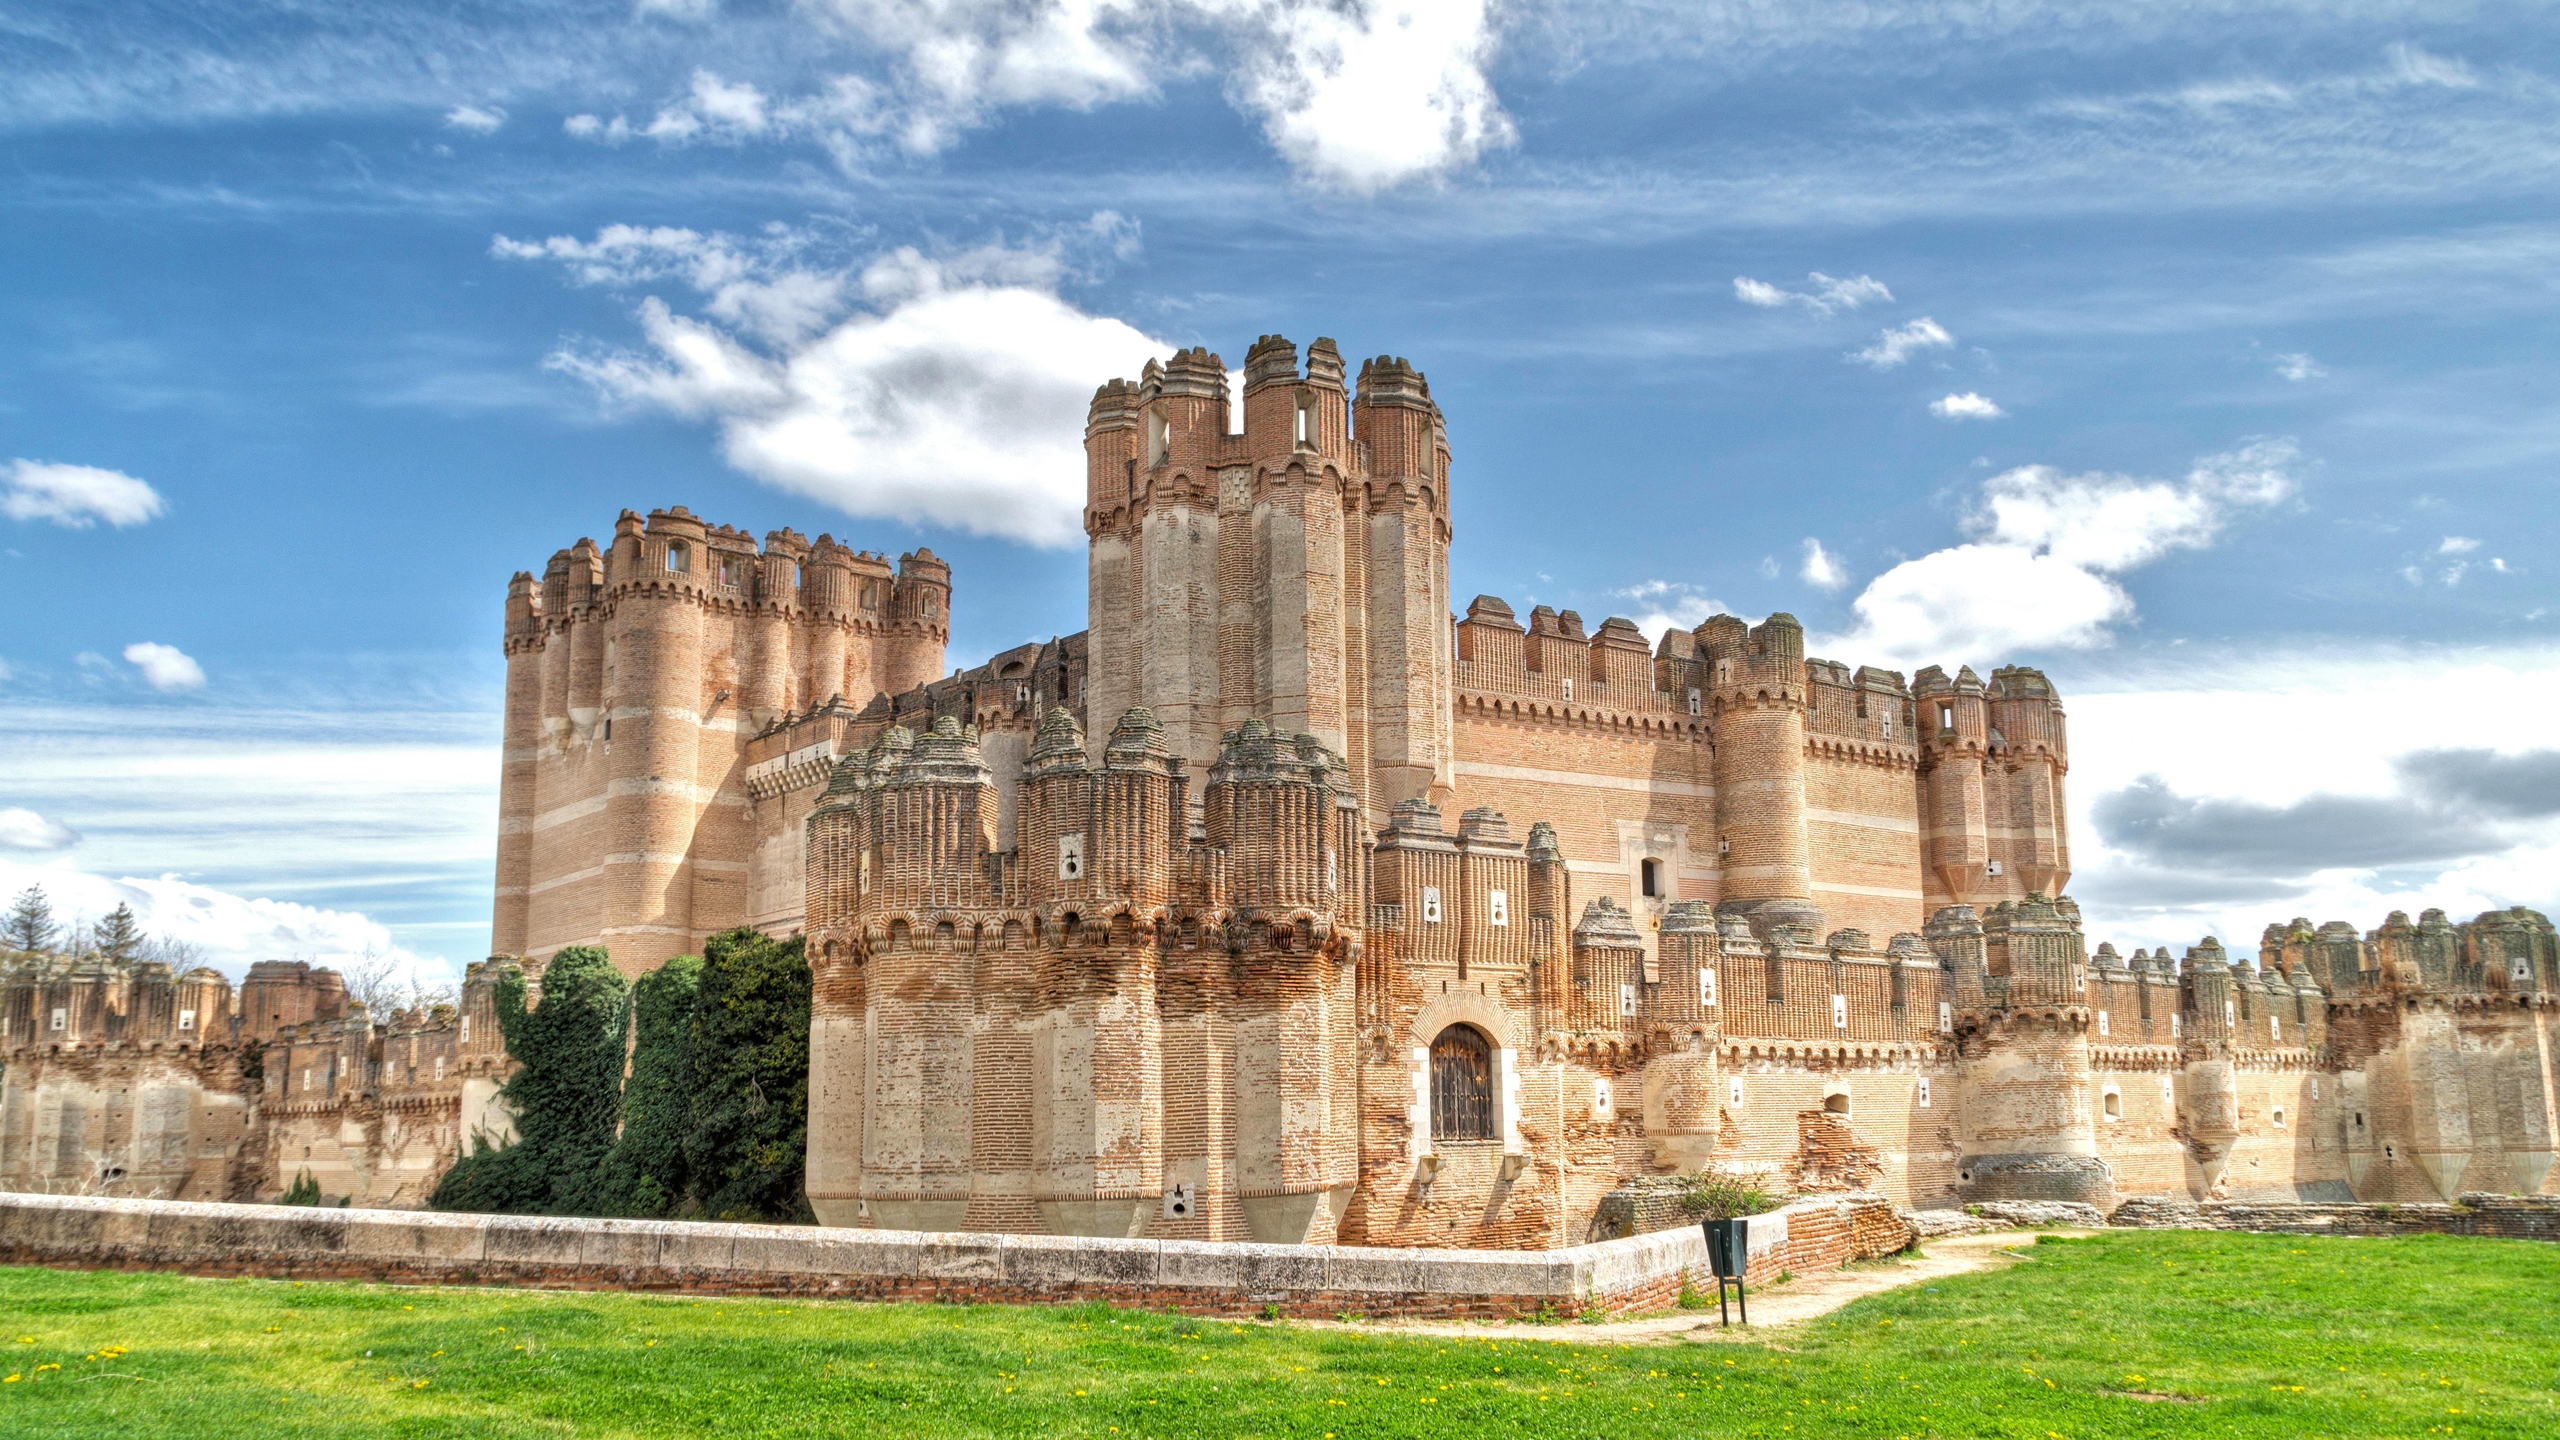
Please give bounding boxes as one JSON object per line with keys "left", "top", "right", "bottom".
{"left": 123, "top": 642, "right": 207, "bottom": 692}
{"left": 1929, "top": 391, "right": 2006, "bottom": 420}
{"left": 1818, "top": 438, "right": 2301, "bottom": 670}
{"left": 1731, "top": 271, "right": 1892, "bottom": 314}
{"left": 0, "top": 807, "right": 79, "bottom": 852}
{"left": 3, "top": 459, "right": 166, "bottom": 528}
{"left": 0, "top": 856, "right": 448, "bottom": 989}
{"left": 0, "top": 695, "right": 496, "bottom": 973}
{"left": 517, "top": 216, "right": 1165, "bottom": 547}
{"left": 2383, "top": 42, "right": 2480, "bottom": 91}
{"left": 2060, "top": 643, "right": 2560, "bottom": 954}
{"left": 1848, "top": 317, "right": 1953, "bottom": 369}
{"left": 556, "top": 3, "right": 1512, "bottom": 190}
{"left": 2439, "top": 535, "right": 2480, "bottom": 554}
{"left": 2273, "top": 351, "right": 2326, "bottom": 381}
{"left": 442, "top": 104, "right": 505, "bottom": 133}
{"left": 1617, "top": 580, "right": 1731, "bottom": 646}
{"left": 1799, "top": 537, "right": 1847, "bottom": 590}
{"left": 1226, "top": 0, "right": 1515, "bottom": 192}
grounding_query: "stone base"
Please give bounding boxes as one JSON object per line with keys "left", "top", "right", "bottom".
{"left": 1958, "top": 1152, "right": 2115, "bottom": 1210}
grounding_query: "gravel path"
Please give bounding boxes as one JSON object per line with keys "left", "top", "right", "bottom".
{"left": 1298, "top": 1229, "right": 2098, "bottom": 1346}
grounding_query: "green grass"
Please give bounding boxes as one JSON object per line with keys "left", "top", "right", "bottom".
{"left": 2, "top": 1230, "right": 2554, "bottom": 1437}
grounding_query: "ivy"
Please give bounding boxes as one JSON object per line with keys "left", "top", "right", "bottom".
{"left": 682, "top": 928, "right": 812, "bottom": 1223}
{"left": 592, "top": 953, "right": 703, "bottom": 1217}
{"left": 430, "top": 946, "right": 629, "bottom": 1215}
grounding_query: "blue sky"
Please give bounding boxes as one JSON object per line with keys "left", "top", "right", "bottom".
{"left": 4, "top": 2, "right": 2557, "bottom": 986}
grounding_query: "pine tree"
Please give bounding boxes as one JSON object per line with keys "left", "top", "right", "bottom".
{"left": 4, "top": 885, "right": 58, "bottom": 956}
{"left": 91, "top": 902, "right": 144, "bottom": 964}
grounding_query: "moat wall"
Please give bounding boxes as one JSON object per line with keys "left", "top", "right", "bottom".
{"left": 0, "top": 1191, "right": 1910, "bottom": 1319}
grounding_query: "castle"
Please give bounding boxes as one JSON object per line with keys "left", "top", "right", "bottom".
{"left": 7, "top": 332, "right": 2552, "bottom": 1233}
{"left": 473, "top": 333, "right": 2560, "bottom": 1243}
{"left": 0, "top": 958, "right": 516, "bottom": 1203}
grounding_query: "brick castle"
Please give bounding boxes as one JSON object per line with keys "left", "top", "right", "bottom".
{"left": 6, "top": 333, "right": 2553, "bottom": 1232}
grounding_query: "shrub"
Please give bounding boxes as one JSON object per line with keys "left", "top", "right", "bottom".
{"left": 1676, "top": 1168, "right": 1780, "bottom": 1220}
{"left": 278, "top": 1169, "right": 321, "bottom": 1206}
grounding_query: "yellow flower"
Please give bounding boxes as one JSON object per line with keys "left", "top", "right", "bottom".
{"left": 3, "top": 1376, "right": 17, "bottom": 1384}
{"left": 411, "top": 1380, "right": 431, "bottom": 1389}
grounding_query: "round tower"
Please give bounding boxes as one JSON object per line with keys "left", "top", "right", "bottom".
{"left": 598, "top": 506, "right": 709, "bottom": 972}
{"left": 800, "top": 536, "right": 855, "bottom": 707}
{"left": 885, "top": 548, "right": 952, "bottom": 697}
{"left": 745, "top": 527, "right": 807, "bottom": 730}
{"left": 493, "top": 569, "right": 542, "bottom": 957}
{"left": 1706, "top": 613, "right": 1814, "bottom": 931}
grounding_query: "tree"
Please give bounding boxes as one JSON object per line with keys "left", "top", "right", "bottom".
{"left": 428, "top": 946, "right": 630, "bottom": 1216}
{"left": 143, "top": 935, "right": 206, "bottom": 970}
{"left": 91, "top": 902, "right": 144, "bottom": 964}
{"left": 4, "top": 885, "right": 58, "bottom": 956}
{"left": 683, "top": 928, "right": 812, "bottom": 1223}
{"left": 592, "top": 954, "right": 704, "bottom": 1216}
{"left": 337, "top": 945, "right": 455, "bottom": 1014}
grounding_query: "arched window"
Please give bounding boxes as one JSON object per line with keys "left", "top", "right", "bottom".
{"left": 665, "top": 540, "right": 690, "bottom": 574}
{"left": 1823, "top": 1092, "right": 1851, "bottom": 1118}
{"left": 1429, "top": 1025, "right": 1494, "bottom": 1141}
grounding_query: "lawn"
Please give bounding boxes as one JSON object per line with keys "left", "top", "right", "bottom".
{"left": 1, "top": 1229, "right": 2553, "bottom": 1438}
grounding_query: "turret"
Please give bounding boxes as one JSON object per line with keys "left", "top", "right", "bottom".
{"left": 1704, "top": 613, "right": 1812, "bottom": 927}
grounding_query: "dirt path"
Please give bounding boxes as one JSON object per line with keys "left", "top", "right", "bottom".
{"left": 1300, "top": 1229, "right": 2096, "bottom": 1346}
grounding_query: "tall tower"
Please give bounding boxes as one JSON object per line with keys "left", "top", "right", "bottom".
{"left": 1081, "top": 335, "right": 1454, "bottom": 821}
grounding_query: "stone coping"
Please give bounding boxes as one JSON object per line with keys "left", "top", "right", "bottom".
{"left": 0, "top": 1191, "right": 1891, "bottom": 1316}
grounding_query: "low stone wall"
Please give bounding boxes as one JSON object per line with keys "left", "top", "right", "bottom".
{"left": 0, "top": 1191, "right": 1913, "bottom": 1320}
{"left": 2110, "top": 1192, "right": 2560, "bottom": 1241}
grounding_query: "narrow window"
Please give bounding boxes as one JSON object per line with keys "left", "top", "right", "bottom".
{"left": 2103, "top": 1090, "right": 2123, "bottom": 1121}
{"left": 461, "top": 1015, "right": 471, "bottom": 1044}
{"left": 2097, "top": 1009, "right": 2110, "bottom": 1037}
{"left": 1937, "top": 1001, "right": 1952, "bottom": 1033}
{"left": 1916, "top": 1077, "right": 1932, "bottom": 1108}
{"left": 1881, "top": 716, "right": 1893, "bottom": 739}
{"left": 2270, "top": 1014, "right": 2282, "bottom": 1041}
{"left": 1986, "top": 858, "right": 2004, "bottom": 877}
{"left": 50, "top": 1007, "right": 67, "bottom": 1032}
{"left": 1293, "top": 392, "right": 1316, "bottom": 447}
{"left": 1619, "top": 982, "right": 1638, "bottom": 1015}
{"left": 1058, "top": 833, "right": 1085, "bottom": 881}
{"left": 2171, "top": 1013, "right": 2182, "bottom": 1039}
{"left": 1687, "top": 688, "right": 1702, "bottom": 715}
{"left": 1937, "top": 702, "right": 1953, "bottom": 731}
{"left": 1421, "top": 885, "right": 1441, "bottom": 923}
{"left": 923, "top": 592, "right": 938, "bottom": 619}
{"left": 1640, "top": 858, "right": 1661, "bottom": 898}
{"left": 1428, "top": 1026, "right": 1493, "bottom": 1141}
{"left": 1560, "top": 677, "right": 1574, "bottom": 700}
{"left": 1698, "top": 967, "right": 1718, "bottom": 1008}
{"left": 1149, "top": 406, "right": 1171, "bottom": 466}
{"left": 2164, "top": 1075, "right": 2177, "bottom": 1103}
{"left": 1729, "top": 1077, "right": 1745, "bottom": 1106}
{"left": 1593, "top": 1078, "right": 1613, "bottom": 1115}
{"left": 2272, "top": 1105, "right": 2287, "bottom": 1129}
{"left": 666, "top": 540, "right": 690, "bottom": 573}
{"left": 1831, "top": 994, "right": 1848, "bottom": 1030}
{"left": 1488, "top": 889, "right": 1509, "bottom": 927}
{"left": 178, "top": 1009, "right": 196, "bottom": 1031}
